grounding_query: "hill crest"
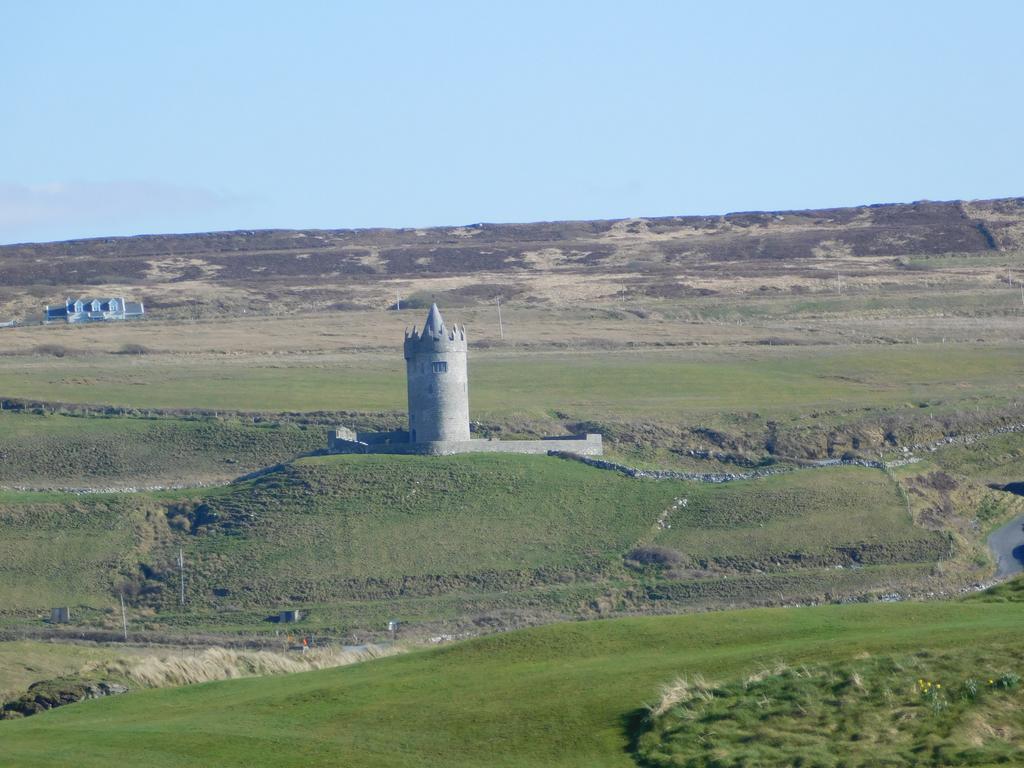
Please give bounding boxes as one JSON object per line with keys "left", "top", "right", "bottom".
{"left": 1, "top": 197, "right": 1022, "bottom": 319}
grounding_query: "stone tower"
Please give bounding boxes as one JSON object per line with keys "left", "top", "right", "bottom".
{"left": 404, "top": 303, "right": 470, "bottom": 444}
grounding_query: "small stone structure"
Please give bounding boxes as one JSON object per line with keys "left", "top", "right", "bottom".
{"left": 50, "top": 607, "right": 71, "bottom": 623}
{"left": 329, "top": 303, "right": 601, "bottom": 457}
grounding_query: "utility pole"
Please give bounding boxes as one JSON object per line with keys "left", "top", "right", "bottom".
{"left": 178, "top": 547, "right": 185, "bottom": 607}
{"left": 119, "top": 593, "right": 128, "bottom": 641}
{"left": 496, "top": 297, "right": 504, "bottom": 340}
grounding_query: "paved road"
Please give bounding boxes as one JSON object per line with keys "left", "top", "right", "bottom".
{"left": 987, "top": 514, "right": 1024, "bottom": 577}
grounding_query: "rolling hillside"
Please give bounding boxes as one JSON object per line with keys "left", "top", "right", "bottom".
{"left": 1, "top": 197, "right": 1022, "bottom": 320}
{"left": 1, "top": 593, "right": 1021, "bottom": 767}
{"left": 0, "top": 453, "right": 951, "bottom": 637}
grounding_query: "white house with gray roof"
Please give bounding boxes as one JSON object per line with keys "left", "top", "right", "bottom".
{"left": 44, "top": 297, "right": 145, "bottom": 324}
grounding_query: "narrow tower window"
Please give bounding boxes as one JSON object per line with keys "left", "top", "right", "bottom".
{"left": 431, "top": 361, "right": 448, "bottom": 373}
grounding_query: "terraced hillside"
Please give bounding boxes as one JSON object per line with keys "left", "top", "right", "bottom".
{"left": 0, "top": 454, "right": 952, "bottom": 637}
{"left": 1, "top": 590, "right": 1021, "bottom": 767}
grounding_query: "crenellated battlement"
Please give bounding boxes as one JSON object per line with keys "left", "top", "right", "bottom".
{"left": 403, "top": 325, "right": 467, "bottom": 355}
{"left": 403, "top": 304, "right": 467, "bottom": 357}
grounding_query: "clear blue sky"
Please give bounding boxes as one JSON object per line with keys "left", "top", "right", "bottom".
{"left": 2, "top": 1, "right": 1022, "bottom": 244}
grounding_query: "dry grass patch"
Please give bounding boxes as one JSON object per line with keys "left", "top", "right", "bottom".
{"left": 83, "top": 644, "right": 397, "bottom": 689}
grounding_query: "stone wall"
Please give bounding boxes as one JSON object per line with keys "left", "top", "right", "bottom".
{"left": 327, "top": 432, "right": 603, "bottom": 457}
{"left": 551, "top": 452, "right": 889, "bottom": 483}
{"left": 416, "top": 434, "right": 603, "bottom": 456}
{"left": 327, "top": 429, "right": 409, "bottom": 450}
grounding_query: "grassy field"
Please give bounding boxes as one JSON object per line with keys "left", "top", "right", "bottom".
{"left": 0, "top": 455, "right": 950, "bottom": 635}
{"left": 0, "top": 492, "right": 150, "bottom": 611}
{"left": 0, "top": 412, "right": 326, "bottom": 486}
{"left": 2, "top": 343, "right": 1023, "bottom": 421}
{"left": 929, "top": 431, "right": 1024, "bottom": 486}
{"left": 650, "top": 467, "right": 942, "bottom": 570}
{"left": 0, "top": 596, "right": 1021, "bottom": 767}
{"left": 158, "top": 454, "right": 680, "bottom": 613}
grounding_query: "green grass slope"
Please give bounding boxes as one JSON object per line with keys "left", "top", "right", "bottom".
{"left": 930, "top": 431, "right": 1024, "bottom": 486}
{"left": 117, "top": 454, "right": 689, "bottom": 629}
{"left": 650, "top": 466, "right": 941, "bottom": 570}
{"left": 1, "top": 597, "right": 1021, "bottom": 767}
{"left": 0, "top": 492, "right": 150, "bottom": 610}
{"left": 0, "top": 412, "right": 325, "bottom": 487}
{"left": 0, "top": 455, "right": 950, "bottom": 631}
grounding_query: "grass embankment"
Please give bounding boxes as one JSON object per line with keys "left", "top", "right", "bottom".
{"left": 0, "top": 454, "right": 948, "bottom": 634}
{"left": 0, "top": 493, "right": 148, "bottom": 610}
{"left": 0, "top": 596, "right": 1021, "bottom": 767}
{"left": 0, "top": 642, "right": 154, "bottom": 702}
{"left": 929, "top": 431, "right": 1024, "bottom": 487}
{"left": 649, "top": 467, "right": 940, "bottom": 570}
{"left": 880, "top": 432, "right": 1024, "bottom": 578}
{"left": 0, "top": 642, "right": 395, "bottom": 720}
{"left": 0, "top": 412, "right": 324, "bottom": 487}
{"left": 637, "top": 648, "right": 1022, "bottom": 767}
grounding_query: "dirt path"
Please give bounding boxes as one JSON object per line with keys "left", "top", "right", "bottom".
{"left": 987, "top": 514, "right": 1024, "bottom": 577}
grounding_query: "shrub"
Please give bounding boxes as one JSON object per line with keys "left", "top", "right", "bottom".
{"left": 117, "top": 343, "right": 150, "bottom": 355}
{"left": 959, "top": 677, "right": 979, "bottom": 700}
{"left": 33, "top": 344, "right": 67, "bottom": 357}
{"left": 390, "top": 294, "right": 432, "bottom": 310}
{"left": 628, "top": 546, "right": 683, "bottom": 567}
{"left": 996, "top": 672, "right": 1020, "bottom": 690}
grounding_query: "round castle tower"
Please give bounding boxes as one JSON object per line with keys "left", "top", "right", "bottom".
{"left": 404, "top": 304, "right": 470, "bottom": 444}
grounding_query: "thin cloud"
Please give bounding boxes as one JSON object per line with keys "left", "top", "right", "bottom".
{"left": 0, "top": 180, "right": 235, "bottom": 244}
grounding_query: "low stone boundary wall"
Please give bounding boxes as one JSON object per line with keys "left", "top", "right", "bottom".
{"left": 551, "top": 453, "right": 885, "bottom": 483}
{"left": 425, "top": 434, "right": 603, "bottom": 456}
{"left": 905, "top": 422, "right": 1024, "bottom": 453}
{"left": 329, "top": 433, "right": 603, "bottom": 457}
